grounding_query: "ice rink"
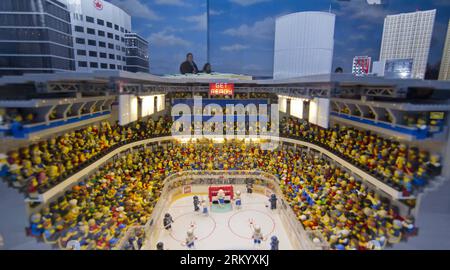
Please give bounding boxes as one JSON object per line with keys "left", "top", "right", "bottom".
{"left": 155, "top": 191, "right": 295, "bottom": 250}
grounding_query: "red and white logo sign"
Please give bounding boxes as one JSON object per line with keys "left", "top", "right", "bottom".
{"left": 209, "top": 83, "right": 234, "bottom": 96}
{"left": 93, "top": 0, "right": 104, "bottom": 10}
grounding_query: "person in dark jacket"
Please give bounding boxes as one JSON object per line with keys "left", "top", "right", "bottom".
{"left": 202, "top": 63, "right": 212, "bottom": 74}
{"left": 180, "top": 53, "right": 199, "bottom": 74}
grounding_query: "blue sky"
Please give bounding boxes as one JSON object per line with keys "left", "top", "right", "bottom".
{"left": 107, "top": 0, "right": 450, "bottom": 77}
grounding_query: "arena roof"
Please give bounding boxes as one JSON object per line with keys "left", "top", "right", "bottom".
{"left": 1, "top": 71, "right": 450, "bottom": 99}
{"left": 0, "top": 70, "right": 448, "bottom": 87}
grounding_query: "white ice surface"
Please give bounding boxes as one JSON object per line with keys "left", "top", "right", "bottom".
{"left": 155, "top": 192, "right": 295, "bottom": 250}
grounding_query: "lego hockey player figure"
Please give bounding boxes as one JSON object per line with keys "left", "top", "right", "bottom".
{"left": 156, "top": 242, "right": 164, "bottom": 250}
{"left": 193, "top": 195, "right": 200, "bottom": 212}
{"left": 246, "top": 182, "right": 253, "bottom": 194}
{"left": 235, "top": 190, "right": 242, "bottom": 210}
{"left": 201, "top": 199, "right": 209, "bottom": 216}
{"left": 269, "top": 194, "right": 277, "bottom": 210}
{"left": 270, "top": 236, "right": 279, "bottom": 250}
{"left": 163, "top": 213, "right": 174, "bottom": 231}
{"left": 185, "top": 229, "right": 198, "bottom": 249}
{"left": 217, "top": 189, "right": 226, "bottom": 207}
{"left": 250, "top": 223, "right": 264, "bottom": 247}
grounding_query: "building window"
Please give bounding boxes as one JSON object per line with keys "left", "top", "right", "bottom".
{"left": 90, "top": 62, "right": 98, "bottom": 68}
{"left": 97, "top": 19, "right": 104, "bottom": 26}
{"left": 89, "top": 51, "right": 97, "bottom": 57}
{"left": 100, "top": 52, "right": 107, "bottom": 58}
{"left": 86, "top": 16, "right": 94, "bottom": 23}
{"left": 121, "top": 37, "right": 125, "bottom": 43}
{"left": 118, "top": 65, "right": 122, "bottom": 70}
{"left": 78, "top": 61, "right": 87, "bottom": 67}
{"left": 114, "top": 24, "right": 119, "bottom": 31}
{"left": 77, "top": 49, "right": 86, "bottom": 56}
{"left": 116, "top": 55, "right": 121, "bottom": 61}
{"left": 109, "top": 53, "right": 115, "bottom": 59}
{"left": 107, "top": 22, "right": 112, "bottom": 28}
{"left": 75, "top": 26, "right": 84, "bottom": 32}
{"left": 120, "top": 27, "right": 124, "bottom": 33}
{"left": 75, "top": 38, "right": 85, "bottom": 44}
{"left": 88, "top": 39, "right": 96, "bottom": 46}
{"left": 101, "top": 63, "right": 108, "bottom": 69}
{"left": 116, "top": 45, "right": 121, "bottom": 51}
{"left": 87, "top": 28, "right": 95, "bottom": 35}
{"left": 110, "top": 64, "right": 116, "bottom": 69}
{"left": 115, "top": 35, "right": 120, "bottom": 41}
{"left": 99, "top": 41, "right": 106, "bottom": 48}
{"left": 98, "top": 30, "right": 105, "bottom": 37}
{"left": 108, "top": 43, "right": 114, "bottom": 49}
{"left": 107, "top": 32, "right": 113, "bottom": 39}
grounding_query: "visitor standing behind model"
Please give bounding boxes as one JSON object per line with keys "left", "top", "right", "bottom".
{"left": 180, "top": 53, "right": 199, "bottom": 74}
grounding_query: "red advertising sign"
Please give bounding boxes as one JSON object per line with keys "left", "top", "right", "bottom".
{"left": 357, "top": 58, "right": 370, "bottom": 74}
{"left": 352, "top": 56, "right": 371, "bottom": 76}
{"left": 209, "top": 83, "right": 234, "bottom": 96}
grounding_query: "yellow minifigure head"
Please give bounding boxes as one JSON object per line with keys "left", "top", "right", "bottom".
{"left": 22, "top": 159, "right": 32, "bottom": 169}
{"left": 430, "top": 154, "right": 440, "bottom": 165}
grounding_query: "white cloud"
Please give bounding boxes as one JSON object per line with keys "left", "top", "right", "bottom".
{"left": 154, "top": 0, "right": 188, "bottom": 6}
{"left": 229, "top": 0, "right": 271, "bottom": 7}
{"left": 243, "top": 64, "right": 265, "bottom": 71}
{"left": 182, "top": 13, "right": 207, "bottom": 31}
{"left": 109, "top": 0, "right": 161, "bottom": 20}
{"left": 349, "top": 34, "right": 367, "bottom": 41}
{"left": 335, "top": 1, "right": 390, "bottom": 20}
{"left": 161, "top": 26, "right": 181, "bottom": 33}
{"left": 148, "top": 31, "right": 191, "bottom": 47}
{"left": 366, "top": 0, "right": 383, "bottom": 4}
{"left": 361, "top": 48, "right": 374, "bottom": 55}
{"left": 434, "top": 0, "right": 450, "bottom": 6}
{"left": 335, "top": 40, "right": 346, "bottom": 47}
{"left": 210, "top": 9, "right": 224, "bottom": 16}
{"left": 221, "top": 44, "right": 249, "bottom": 52}
{"left": 357, "top": 24, "right": 372, "bottom": 30}
{"left": 223, "top": 17, "right": 274, "bottom": 39}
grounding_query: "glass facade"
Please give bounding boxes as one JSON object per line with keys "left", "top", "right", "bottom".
{"left": 0, "top": 28, "right": 73, "bottom": 46}
{"left": 0, "top": 0, "right": 74, "bottom": 76}
{"left": 124, "top": 33, "right": 149, "bottom": 73}
{"left": 0, "top": 42, "right": 74, "bottom": 59}
{"left": 0, "top": 56, "right": 75, "bottom": 70}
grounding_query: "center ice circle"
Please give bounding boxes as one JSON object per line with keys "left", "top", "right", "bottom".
{"left": 169, "top": 212, "right": 216, "bottom": 242}
{"left": 228, "top": 209, "right": 276, "bottom": 239}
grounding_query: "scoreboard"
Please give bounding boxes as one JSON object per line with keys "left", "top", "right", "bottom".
{"left": 209, "top": 83, "right": 234, "bottom": 96}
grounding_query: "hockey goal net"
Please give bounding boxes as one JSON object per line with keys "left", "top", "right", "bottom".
{"left": 208, "top": 185, "right": 234, "bottom": 203}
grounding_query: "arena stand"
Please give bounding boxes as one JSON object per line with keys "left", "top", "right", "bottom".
{"left": 1, "top": 111, "right": 441, "bottom": 249}
{"left": 1, "top": 116, "right": 172, "bottom": 198}
{"left": 280, "top": 117, "right": 442, "bottom": 197}
{"left": 22, "top": 138, "right": 417, "bottom": 250}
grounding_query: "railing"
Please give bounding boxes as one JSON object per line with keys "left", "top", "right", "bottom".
{"left": 330, "top": 112, "right": 431, "bottom": 140}
{"left": 114, "top": 170, "right": 329, "bottom": 250}
{"left": 0, "top": 111, "right": 111, "bottom": 139}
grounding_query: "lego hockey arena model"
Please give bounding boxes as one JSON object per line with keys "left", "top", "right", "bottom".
{"left": 1, "top": 72, "right": 450, "bottom": 250}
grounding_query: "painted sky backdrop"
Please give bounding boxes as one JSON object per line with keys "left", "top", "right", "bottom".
{"left": 107, "top": 0, "right": 450, "bottom": 77}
